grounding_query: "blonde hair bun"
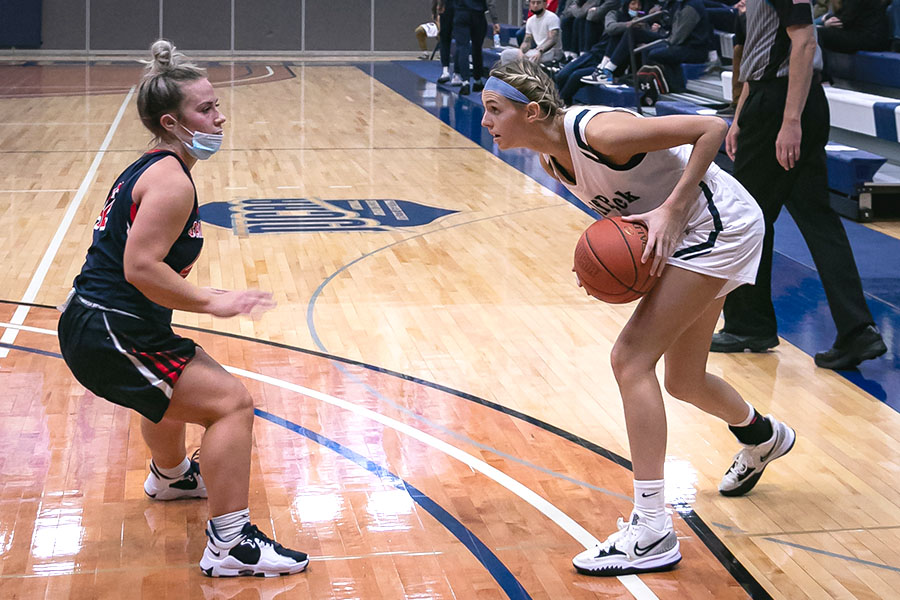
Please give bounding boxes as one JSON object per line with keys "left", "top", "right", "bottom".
{"left": 145, "top": 39, "right": 192, "bottom": 75}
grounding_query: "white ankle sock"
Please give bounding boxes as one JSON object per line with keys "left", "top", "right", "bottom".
{"left": 210, "top": 508, "right": 251, "bottom": 544}
{"left": 441, "top": 67, "right": 449, "bottom": 76}
{"left": 606, "top": 62, "right": 617, "bottom": 72}
{"left": 599, "top": 57, "right": 610, "bottom": 70}
{"left": 729, "top": 401, "right": 755, "bottom": 427}
{"left": 152, "top": 456, "right": 189, "bottom": 479}
{"left": 633, "top": 479, "right": 666, "bottom": 528}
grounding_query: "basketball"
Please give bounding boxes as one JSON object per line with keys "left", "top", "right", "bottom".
{"left": 573, "top": 217, "right": 657, "bottom": 303}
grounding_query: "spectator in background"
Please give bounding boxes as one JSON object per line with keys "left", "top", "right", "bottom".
{"left": 588, "top": 0, "right": 630, "bottom": 41}
{"left": 704, "top": 0, "right": 742, "bottom": 32}
{"left": 572, "top": 0, "right": 605, "bottom": 53}
{"left": 454, "top": 0, "right": 501, "bottom": 94}
{"left": 643, "top": 0, "right": 712, "bottom": 92}
{"left": 717, "top": 0, "right": 746, "bottom": 116}
{"left": 557, "top": 0, "right": 658, "bottom": 99}
{"left": 817, "top": 0, "right": 891, "bottom": 53}
{"left": 501, "top": 0, "right": 564, "bottom": 65}
{"left": 582, "top": 0, "right": 666, "bottom": 84}
{"left": 518, "top": 0, "right": 560, "bottom": 46}
{"left": 560, "top": 0, "right": 590, "bottom": 53}
{"left": 415, "top": 0, "right": 441, "bottom": 59}
{"left": 437, "top": 0, "right": 460, "bottom": 84}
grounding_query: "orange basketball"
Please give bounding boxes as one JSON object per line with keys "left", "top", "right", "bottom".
{"left": 573, "top": 217, "right": 658, "bottom": 304}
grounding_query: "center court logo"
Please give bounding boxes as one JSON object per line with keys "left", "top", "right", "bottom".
{"left": 198, "top": 198, "right": 457, "bottom": 234}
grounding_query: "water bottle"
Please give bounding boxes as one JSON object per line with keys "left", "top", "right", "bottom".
{"left": 493, "top": 33, "right": 502, "bottom": 48}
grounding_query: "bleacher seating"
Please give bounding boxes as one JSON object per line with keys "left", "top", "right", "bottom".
{"left": 573, "top": 83, "right": 639, "bottom": 108}
{"left": 721, "top": 70, "right": 900, "bottom": 143}
{"left": 823, "top": 49, "right": 900, "bottom": 91}
{"left": 498, "top": 24, "right": 520, "bottom": 47}
{"left": 656, "top": 100, "right": 887, "bottom": 199}
{"left": 681, "top": 62, "right": 708, "bottom": 82}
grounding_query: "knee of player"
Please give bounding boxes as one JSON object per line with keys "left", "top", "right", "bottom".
{"left": 229, "top": 386, "right": 255, "bottom": 415}
{"left": 610, "top": 339, "right": 652, "bottom": 382}
{"left": 663, "top": 371, "right": 695, "bottom": 401}
{"left": 209, "top": 381, "right": 255, "bottom": 424}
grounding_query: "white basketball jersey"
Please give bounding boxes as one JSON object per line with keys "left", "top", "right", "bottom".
{"left": 544, "top": 106, "right": 725, "bottom": 224}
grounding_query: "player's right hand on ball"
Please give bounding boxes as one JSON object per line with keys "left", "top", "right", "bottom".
{"left": 205, "top": 288, "right": 276, "bottom": 318}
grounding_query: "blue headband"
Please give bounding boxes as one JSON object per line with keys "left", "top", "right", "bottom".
{"left": 483, "top": 76, "right": 531, "bottom": 104}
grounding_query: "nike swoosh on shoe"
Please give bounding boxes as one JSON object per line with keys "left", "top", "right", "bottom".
{"left": 634, "top": 534, "right": 670, "bottom": 557}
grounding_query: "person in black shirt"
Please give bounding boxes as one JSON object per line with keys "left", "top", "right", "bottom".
{"left": 58, "top": 39, "right": 309, "bottom": 577}
{"left": 711, "top": 0, "right": 887, "bottom": 369}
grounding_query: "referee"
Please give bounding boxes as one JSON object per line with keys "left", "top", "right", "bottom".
{"left": 710, "top": 0, "right": 887, "bottom": 370}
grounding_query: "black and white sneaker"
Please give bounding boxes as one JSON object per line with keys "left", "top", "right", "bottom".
{"left": 200, "top": 522, "right": 309, "bottom": 577}
{"left": 580, "top": 68, "right": 614, "bottom": 86}
{"left": 144, "top": 452, "right": 207, "bottom": 500}
{"left": 573, "top": 513, "right": 681, "bottom": 576}
{"left": 719, "top": 416, "right": 796, "bottom": 497}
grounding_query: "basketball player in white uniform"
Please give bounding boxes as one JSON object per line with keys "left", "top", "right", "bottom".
{"left": 480, "top": 60, "right": 796, "bottom": 576}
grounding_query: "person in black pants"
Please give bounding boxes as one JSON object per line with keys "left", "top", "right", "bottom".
{"left": 454, "top": 0, "right": 500, "bottom": 94}
{"left": 438, "top": 0, "right": 459, "bottom": 84}
{"left": 713, "top": 0, "right": 886, "bottom": 369}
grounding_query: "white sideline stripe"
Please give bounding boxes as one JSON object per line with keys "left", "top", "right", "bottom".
{"left": 0, "top": 189, "right": 78, "bottom": 193}
{"left": 227, "top": 365, "right": 659, "bottom": 600}
{"left": 0, "top": 322, "right": 57, "bottom": 336}
{"left": 0, "top": 86, "right": 135, "bottom": 359}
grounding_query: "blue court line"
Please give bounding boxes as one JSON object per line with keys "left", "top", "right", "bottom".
{"left": 367, "top": 60, "right": 900, "bottom": 410}
{"left": 255, "top": 409, "right": 532, "bottom": 599}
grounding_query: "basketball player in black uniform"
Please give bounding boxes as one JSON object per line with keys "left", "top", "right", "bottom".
{"left": 57, "top": 40, "right": 308, "bottom": 577}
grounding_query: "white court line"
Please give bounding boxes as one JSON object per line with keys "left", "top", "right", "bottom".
{"left": 218, "top": 65, "right": 275, "bottom": 86}
{"left": 0, "top": 86, "right": 135, "bottom": 359}
{"left": 0, "top": 189, "right": 78, "bottom": 193}
{"left": 0, "top": 322, "right": 57, "bottom": 336}
{"left": 228, "top": 366, "right": 660, "bottom": 600}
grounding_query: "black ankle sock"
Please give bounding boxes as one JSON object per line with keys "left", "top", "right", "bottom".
{"left": 729, "top": 410, "right": 773, "bottom": 445}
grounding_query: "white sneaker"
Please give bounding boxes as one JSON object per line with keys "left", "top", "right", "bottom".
{"left": 719, "top": 416, "right": 796, "bottom": 497}
{"left": 199, "top": 522, "right": 309, "bottom": 578}
{"left": 449, "top": 73, "right": 463, "bottom": 86}
{"left": 573, "top": 513, "right": 681, "bottom": 576}
{"left": 143, "top": 454, "right": 207, "bottom": 500}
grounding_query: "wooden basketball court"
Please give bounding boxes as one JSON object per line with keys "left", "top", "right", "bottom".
{"left": 0, "top": 59, "right": 898, "bottom": 599}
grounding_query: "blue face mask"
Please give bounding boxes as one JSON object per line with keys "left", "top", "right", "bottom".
{"left": 179, "top": 123, "right": 223, "bottom": 160}
{"left": 628, "top": 9, "right": 640, "bottom": 17}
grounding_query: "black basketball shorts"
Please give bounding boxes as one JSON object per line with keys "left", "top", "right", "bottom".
{"left": 58, "top": 297, "right": 197, "bottom": 423}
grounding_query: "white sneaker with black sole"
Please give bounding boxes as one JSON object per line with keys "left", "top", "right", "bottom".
{"left": 719, "top": 416, "right": 796, "bottom": 497}
{"left": 144, "top": 455, "right": 207, "bottom": 500}
{"left": 573, "top": 513, "right": 681, "bottom": 576}
{"left": 200, "top": 522, "right": 309, "bottom": 577}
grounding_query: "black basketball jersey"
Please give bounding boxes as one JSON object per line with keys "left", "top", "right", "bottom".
{"left": 73, "top": 150, "right": 204, "bottom": 323}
